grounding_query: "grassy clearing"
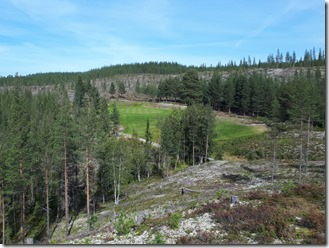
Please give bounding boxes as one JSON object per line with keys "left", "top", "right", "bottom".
{"left": 114, "top": 102, "right": 171, "bottom": 139}
{"left": 214, "top": 119, "right": 264, "bottom": 142}
{"left": 112, "top": 101, "right": 265, "bottom": 145}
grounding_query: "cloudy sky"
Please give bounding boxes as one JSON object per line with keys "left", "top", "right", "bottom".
{"left": 0, "top": 0, "right": 325, "bottom": 76}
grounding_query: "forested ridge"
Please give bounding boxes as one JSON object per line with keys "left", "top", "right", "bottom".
{"left": 0, "top": 47, "right": 325, "bottom": 86}
{"left": 0, "top": 47, "right": 326, "bottom": 244}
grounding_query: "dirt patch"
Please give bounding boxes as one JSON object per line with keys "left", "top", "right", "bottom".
{"left": 151, "top": 102, "right": 187, "bottom": 110}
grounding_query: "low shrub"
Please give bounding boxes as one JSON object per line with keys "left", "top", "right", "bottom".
{"left": 292, "top": 184, "right": 325, "bottom": 203}
{"left": 87, "top": 215, "right": 98, "bottom": 230}
{"left": 177, "top": 231, "right": 216, "bottom": 244}
{"left": 151, "top": 231, "right": 165, "bottom": 244}
{"left": 247, "top": 190, "right": 268, "bottom": 200}
{"left": 299, "top": 209, "right": 325, "bottom": 232}
{"left": 114, "top": 213, "right": 135, "bottom": 235}
{"left": 215, "top": 189, "right": 228, "bottom": 200}
{"left": 169, "top": 212, "right": 182, "bottom": 229}
{"left": 281, "top": 180, "right": 297, "bottom": 195}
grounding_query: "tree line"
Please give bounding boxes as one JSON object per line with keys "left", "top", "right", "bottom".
{"left": 0, "top": 47, "right": 324, "bottom": 87}
{"left": 156, "top": 67, "right": 325, "bottom": 128}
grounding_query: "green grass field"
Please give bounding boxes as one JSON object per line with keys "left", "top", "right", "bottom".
{"left": 113, "top": 102, "right": 171, "bottom": 139}
{"left": 111, "top": 101, "right": 265, "bottom": 143}
{"left": 214, "top": 120, "right": 263, "bottom": 142}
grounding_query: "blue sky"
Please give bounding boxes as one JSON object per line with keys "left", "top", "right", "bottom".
{"left": 0, "top": 0, "right": 325, "bottom": 76}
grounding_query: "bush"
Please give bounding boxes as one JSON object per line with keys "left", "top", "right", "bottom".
{"left": 152, "top": 231, "right": 165, "bottom": 244}
{"left": 174, "top": 161, "right": 188, "bottom": 173}
{"left": 177, "top": 231, "right": 217, "bottom": 244}
{"left": 87, "top": 215, "right": 98, "bottom": 230}
{"left": 247, "top": 190, "right": 268, "bottom": 200}
{"left": 215, "top": 189, "right": 228, "bottom": 200}
{"left": 114, "top": 213, "right": 135, "bottom": 235}
{"left": 169, "top": 212, "right": 182, "bottom": 229}
{"left": 281, "top": 180, "right": 297, "bottom": 195}
{"left": 299, "top": 209, "right": 325, "bottom": 232}
{"left": 292, "top": 184, "right": 325, "bottom": 203}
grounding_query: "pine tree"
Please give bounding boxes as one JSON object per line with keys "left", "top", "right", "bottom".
{"left": 118, "top": 82, "right": 126, "bottom": 95}
{"left": 223, "top": 76, "right": 235, "bottom": 113}
{"left": 111, "top": 103, "right": 120, "bottom": 136}
{"left": 109, "top": 82, "right": 116, "bottom": 95}
{"left": 208, "top": 71, "right": 223, "bottom": 111}
{"left": 74, "top": 76, "right": 85, "bottom": 109}
{"left": 180, "top": 70, "right": 203, "bottom": 106}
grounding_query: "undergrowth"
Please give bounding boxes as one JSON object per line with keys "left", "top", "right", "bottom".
{"left": 186, "top": 183, "right": 325, "bottom": 244}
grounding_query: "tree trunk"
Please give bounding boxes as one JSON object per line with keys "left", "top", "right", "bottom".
{"left": 45, "top": 167, "right": 50, "bottom": 242}
{"left": 175, "top": 154, "right": 179, "bottom": 171}
{"left": 113, "top": 152, "right": 118, "bottom": 205}
{"left": 192, "top": 139, "right": 195, "bottom": 166}
{"left": 205, "top": 134, "right": 209, "bottom": 162}
{"left": 114, "top": 179, "right": 117, "bottom": 205}
{"left": 64, "top": 132, "right": 69, "bottom": 239}
{"left": 117, "top": 157, "right": 121, "bottom": 205}
{"left": 137, "top": 168, "right": 141, "bottom": 182}
{"left": 298, "top": 121, "right": 303, "bottom": 185}
{"left": 305, "top": 117, "right": 310, "bottom": 175}
{"left": 19, "top": 159, "right": 25, "bottom": 244}
{"left": 86, "top": 146, "right": 90, "bottom": 232}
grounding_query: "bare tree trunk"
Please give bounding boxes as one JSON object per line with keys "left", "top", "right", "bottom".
{"left": 137, "top": 168, "right": 141, "bottom": 182}
{"left": 86, "top": 146, "right": 90, "bottom": 232}
{"left": 192, "top": 139, "right": 195, "bottom": 166}
{"left": 19, "top": 159, "right": 25, "bottom": 244}
{"left": 175, "top": 154, "right": 179, "bottom": 171}
{"left": 113, "top": 152, "right": 118, "bottom": 205}
{"left": 45, "top": 166, "right": 50, "bottom": 242}
{"left": 113, "top": 179, "right": 117, "bottom": 205}
{"left": 205, "top": 134, "right": 209, "bottom": 162}
{"left": 64, "top": 132, "right": 69, "bottom": 239}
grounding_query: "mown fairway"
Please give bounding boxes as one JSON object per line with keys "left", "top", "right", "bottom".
{"left": 214, "top": 119, "right": 264, "bottom": 142}
{"left": 114, "top": 102, "right": 172, "bottom": 139}
{"left": 112, "top": 101, "right": 266, "bottom": 143}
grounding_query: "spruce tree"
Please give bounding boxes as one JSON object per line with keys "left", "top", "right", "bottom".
{"left": 109, "top": 82, "right": 116, "bottom": 95}
{"left": 180, "top": 70, "right": 203, "bottom": 106}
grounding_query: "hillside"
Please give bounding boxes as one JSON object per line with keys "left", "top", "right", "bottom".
{"left": 92, "top": 66, "right": 326, "bottom": 95}
{"left": 0, "top": 66, "right": 325, "bottom": 100}
{"left": 50, "top": 156, "right": 325, "bottom": 245}
{"left": 0, "top": 60, "right": 325, "bottom": 245}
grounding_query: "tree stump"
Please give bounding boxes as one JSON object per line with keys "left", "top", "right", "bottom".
{"left": 230, "top": 196, "right": 239, "bottom": 204}
{"left": 26, "top": 238, "right": 34, "bottom": 244}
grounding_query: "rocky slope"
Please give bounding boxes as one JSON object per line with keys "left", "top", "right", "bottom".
{"left": 49, "top": 153, "right": 325, "bottom": 244}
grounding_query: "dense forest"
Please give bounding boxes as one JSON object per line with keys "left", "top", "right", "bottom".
{"left": 0, "top": 47, "right": 325, "bottom": 244}
{"left": 0, "top": 78, "right": 215, "bottom": 243}
{"left": 157, "top": 66, "right": 325, "bottom": 127}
